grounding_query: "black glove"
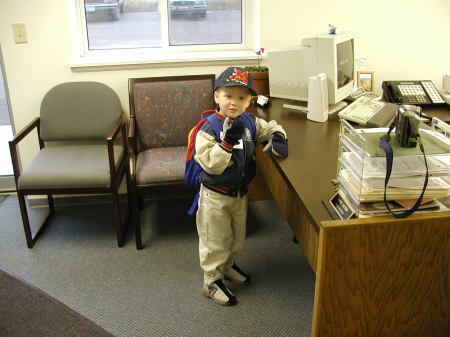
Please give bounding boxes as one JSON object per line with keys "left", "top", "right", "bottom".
{"left": 223, "top": 116, "right": 246, "bottom": 146}
{"left": 264, "top": 133, "right": 288, "bottom": 157}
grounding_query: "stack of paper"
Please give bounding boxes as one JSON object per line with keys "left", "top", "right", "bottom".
{"left": 340, "top": 151, "right": 449, "bottom": 179}
{"left": 339, "top": 168, "right": 450, "bottom": 202}
{"left": 358, "top": 199, "right": 441, "bottom": 216}
{"left": 336, "top": 122, "right": 450, "bottom": 217}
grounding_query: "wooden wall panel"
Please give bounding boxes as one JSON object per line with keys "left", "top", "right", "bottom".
{"left": 297, "top": 212, "right": 319, "bottom": 273}
{"left": 256, "top": 146, "right": 319, "bottom": 272}
{"left": 248, "top": 168, "right": 273, "bottom": 201}
{"left": 313, "top": 214, "right": 450, "bottom": 337}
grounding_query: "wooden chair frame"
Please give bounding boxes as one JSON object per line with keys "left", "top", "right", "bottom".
{"left": 9, "top": 114, "right": 131, "bottom": 248}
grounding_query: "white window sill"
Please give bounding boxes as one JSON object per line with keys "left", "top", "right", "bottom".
{"left": 70, "top": 49, "right": 258, "bottom": 71}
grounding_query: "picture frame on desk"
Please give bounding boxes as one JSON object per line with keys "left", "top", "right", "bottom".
{"left": 357, "top": 71, "right": 374, "bottom": 92}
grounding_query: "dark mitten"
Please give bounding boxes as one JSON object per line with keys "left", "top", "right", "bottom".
{"left": 223, "top": 116, "right": 246, "bottom": 146}
{"left": 270, "top": 133, "right": 288, "bottom": 157}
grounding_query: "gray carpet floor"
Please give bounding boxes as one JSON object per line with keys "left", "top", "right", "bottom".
{"left": 0, "top": 195, "right": 315, "bottom": 337}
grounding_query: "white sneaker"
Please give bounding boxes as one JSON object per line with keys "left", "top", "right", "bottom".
{"left": 224, "top": 264, "right": 251, "bottom": 285}
{"left": 202, "top": 279, "right": 237, "bottom": 306}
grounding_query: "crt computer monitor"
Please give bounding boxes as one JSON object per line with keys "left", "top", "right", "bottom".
{"left": 268, "top": 32, "right": 355, "bottom": 105}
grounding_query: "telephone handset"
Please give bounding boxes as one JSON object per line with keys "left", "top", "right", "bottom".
{"left": 382, "top": 80, "right": 445, "bottom": 106}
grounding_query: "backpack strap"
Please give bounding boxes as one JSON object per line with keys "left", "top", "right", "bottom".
{"left": 187, "top": 193, "right": 200, "bottom": 216}
{"left": 206, "top": 114, "right": 223, "bottom": 141}
{"left": 185, "top": 110, "right": 218, "bottom": 162}
{"left": 200, "top": 109, "right": 216, "bottom": 119}
{"left": 185, "top": 119, "right": 207, "bottom": 161}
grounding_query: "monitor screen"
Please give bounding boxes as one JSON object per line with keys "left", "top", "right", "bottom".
{"left": 336, "top": 39, "right": 354, "bottom": 89}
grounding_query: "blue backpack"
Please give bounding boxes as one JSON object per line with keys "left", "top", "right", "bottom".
{"left": 184, "top": 110, "right": 256, "bottom": 215}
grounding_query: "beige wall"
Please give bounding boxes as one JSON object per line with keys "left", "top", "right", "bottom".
{"left": 262, "top": 0, "right": 450, "bottom": 91}
{"left": 0, "top": 0, "right": 449, "bottom": 168}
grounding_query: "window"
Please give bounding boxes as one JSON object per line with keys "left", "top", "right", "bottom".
{"left": 75, "top": 0, "right": 256, "bottom": 63}
{"left": 168, "top": 1, "right": 242, "bottom": 46}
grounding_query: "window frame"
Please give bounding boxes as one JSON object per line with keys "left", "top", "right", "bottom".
{"left": 70, "top": 0, "right": 260, "bottom": 70}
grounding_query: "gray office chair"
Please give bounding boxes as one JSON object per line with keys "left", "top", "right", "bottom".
{"left": 9, "top": 81, "right": 130, "bottom": 248}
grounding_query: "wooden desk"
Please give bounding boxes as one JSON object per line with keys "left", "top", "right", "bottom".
{"left": 424, "top": 106, "right": 450, "bottom": 122}
{"left": 249, "top": 99, "right": 450, "bottom": 337}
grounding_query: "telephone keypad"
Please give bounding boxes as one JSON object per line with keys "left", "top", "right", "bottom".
{"left": 382, "top": 80, "right": 445, "bottom": 106}
{"left": 420, "top": 80, "right": 445, "bottom": 104}
{"left": 398, "top": 84, "right": 430, "bottom": 104}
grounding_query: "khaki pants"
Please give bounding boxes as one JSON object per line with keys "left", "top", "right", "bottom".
{"left": 196, "top": 184, "right": 248, "bottom": 285}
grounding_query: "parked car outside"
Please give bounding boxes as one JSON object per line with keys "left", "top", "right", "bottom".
{"left": 169, "top": 0, "right": 207, "bottom": 18}
{"left": 85, "top": 0, "right": 124, "bottom": 21}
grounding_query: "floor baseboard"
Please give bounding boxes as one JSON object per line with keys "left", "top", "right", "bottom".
{"left": 28, "top": 194, "right": 129, "bottom": 208}
{"left": 26, "top": 191, "right": 194, "bottom": 208}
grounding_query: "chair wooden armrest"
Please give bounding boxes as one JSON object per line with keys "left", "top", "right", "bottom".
{"left": 9, "top": 117, "right": 41, "bottom": 147}
{"left": 106, "top": 114, "right": 126, "bottom": 176}
{"left": 127, "top": 115, "right": 135, "bottom": 141}
{"left": 9, "top": 117, "right": 42, "bottom": 181}
{"left": 127, "top": 115, "right": 137, "bottom": 154}
{"left": 107, "top": 114, "right": 125, "bottom": 143}
{"left": 127, "top": 116, "right": 137, "bottom": 178}
{"left": 128, "top": 152, "right": 136, "bottom": 179}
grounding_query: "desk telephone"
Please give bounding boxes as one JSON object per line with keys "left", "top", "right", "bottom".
{"left": 382, "top": 80, "right": 445, "bottom": 106}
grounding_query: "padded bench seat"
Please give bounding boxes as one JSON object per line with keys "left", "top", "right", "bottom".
{"left": 136, "top": 146, "right": 186, "bottom": 186}
{"left": 19, "top": 144, "right": 124, "bottom": 190}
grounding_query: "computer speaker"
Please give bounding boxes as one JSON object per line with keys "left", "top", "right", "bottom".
{"left": 307, "top": 73, "right": 329, "bottom": 122}
{"left": 443, "top": 73, "right": 450, "bottom": 93}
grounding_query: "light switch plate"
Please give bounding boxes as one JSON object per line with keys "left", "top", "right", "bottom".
{"left": 12, "top": 23, "right": 27, "bottom": 43}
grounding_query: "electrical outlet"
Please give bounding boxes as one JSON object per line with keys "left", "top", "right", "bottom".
{"left": 12, "top": 23, "right": 28, "bottom": 44}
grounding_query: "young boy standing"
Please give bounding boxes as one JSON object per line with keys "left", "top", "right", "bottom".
{"left": 194, "top": 66, "right": 288, "bottom": 305}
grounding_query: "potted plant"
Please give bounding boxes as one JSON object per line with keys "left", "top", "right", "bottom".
{"left": 245, "top": 48, "right": 270, "bottom": 96}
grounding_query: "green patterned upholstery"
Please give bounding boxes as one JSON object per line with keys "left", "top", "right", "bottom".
{"left": 133, "top": 79, "right": 214, "bottom": 151}
{"left": 135, "top": 146, "right": 186, "bottom": 186}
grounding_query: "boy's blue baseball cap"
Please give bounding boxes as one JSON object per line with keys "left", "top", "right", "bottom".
{"left": 214, "top": 67, "right": 258, "bottom": 96}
